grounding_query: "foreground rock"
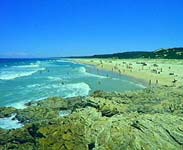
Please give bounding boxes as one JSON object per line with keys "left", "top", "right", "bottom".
{"left": 0, "top": 86, "right": 183, "bottom": 149}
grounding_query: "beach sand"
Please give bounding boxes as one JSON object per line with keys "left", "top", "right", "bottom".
{"left": 72, "top": 58, "right": 183, "bottom": 86}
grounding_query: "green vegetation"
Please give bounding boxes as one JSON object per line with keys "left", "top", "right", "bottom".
{"left": 69, "top": 47, "right": 183, "bottom": 59}
{"left": 1, "top": 86, "right": 183, "bottom": 149}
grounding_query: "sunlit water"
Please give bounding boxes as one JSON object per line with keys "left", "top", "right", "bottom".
{"left": 0, "top": 58, "right": 145, "bottom": 109}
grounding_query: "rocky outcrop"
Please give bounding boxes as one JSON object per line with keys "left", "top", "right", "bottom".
{"left": 0, "top": 107, "right": 17, "bottom": 118}
{"left": 0, "top": 86, "right": 183, "bottom": 149}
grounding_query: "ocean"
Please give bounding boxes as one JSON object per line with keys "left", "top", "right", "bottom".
{"left": 0, "top": 58, "right": 145, "bottom": 109}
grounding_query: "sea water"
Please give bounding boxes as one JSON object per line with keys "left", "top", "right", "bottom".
{"left": 0, "top": 58, "right": 145, "bottom": 109}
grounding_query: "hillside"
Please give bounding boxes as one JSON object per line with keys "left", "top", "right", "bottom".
{"left": 68, "top": 48, "right": 183, "bottom": 59}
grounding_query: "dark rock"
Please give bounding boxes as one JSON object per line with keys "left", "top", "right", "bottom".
{"left": 27, "top": 124, "right": 45, "bottom": 138}
{"left": 88, "top": 143, "right": 95, "bottom": 150}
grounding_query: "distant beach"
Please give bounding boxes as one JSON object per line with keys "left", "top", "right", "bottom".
{"left": 73, "top": 58, "right": 183, "bottom": 87}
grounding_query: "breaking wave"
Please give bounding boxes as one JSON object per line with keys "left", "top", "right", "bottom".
{"left": 0, "top": 63, "right": 45, "bottom": 80}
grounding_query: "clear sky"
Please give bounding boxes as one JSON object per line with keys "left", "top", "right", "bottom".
{"left": 0, "top": 0, "right": 183, "bottom": 58}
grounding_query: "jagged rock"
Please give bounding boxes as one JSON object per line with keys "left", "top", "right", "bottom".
{"left": 0, "top": 86, "right": 183, "bottom": 149}
{"left": 16, "top": 106, "right": 60, "bottom": 124}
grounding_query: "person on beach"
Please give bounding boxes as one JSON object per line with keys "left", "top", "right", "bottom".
{"left": 149, "top": 80, "right": 151, "bottom": 86}
{"left": 156, "top": 80, "right": 159, "bottom": 85}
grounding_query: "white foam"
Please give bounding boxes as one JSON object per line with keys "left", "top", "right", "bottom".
{"left": 78, "top": 67, "right": 107, "bottom": 79}
{"left": 47, "top": 76, "right": 64, "bottom": 81}
{"left": 63, "top": 82, "right": 91, "bottom": 98}
{"left": 0, "top": 71, "right": 36, "bottom": 80}
{"left": 78, "top": 66, "right": 87, "bottom": 73}
{"left": 135, "top": 83, "right": 146, "bottom": 88}
{"left": 128, "top": 81, "right": 146, "bottom": 89}
{"left": 59, "top": 110, "right": 72, "bottom": 117}
{"left": 6, "top": 96, "right": 49, "bottom": 109}
{"left": 7, "top": 83, "right": 90, "bottom": 109}
{"left": 33, "top": 96, "right": 48, "bottom": 102}
{"left": 0, "top": 114, "right": 24, "bottom": 129}
{"left": 56, "top": 59, "right": 79, "bottom": 65}
{"left": 0, "top": 64, "right": 45, "bottom": 80}
{"left": 39, "top": 82, "right": 91, "bottom": 98}
{"left": 56, "top": 60, "right": 71, "bottom": 63}
{"left": 7, "top": 101, "right": 28, "bottom": 109}
{"left": 15, "top": 64, "right": 40, "bottom": 68}
{"left": 27, "top": 84, "right": 40, "bottom": 88}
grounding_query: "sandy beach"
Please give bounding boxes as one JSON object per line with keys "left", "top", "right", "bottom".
{"left": 73, "top": 58, "right": 183, "bottom": 86}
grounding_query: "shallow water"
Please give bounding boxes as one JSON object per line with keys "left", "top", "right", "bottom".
{"left": 0, "top": 58, "right": 145, "bottom": 109}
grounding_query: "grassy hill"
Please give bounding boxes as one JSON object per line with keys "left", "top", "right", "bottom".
{"left": 69, "top": 47, "right": 183, "bottom": 59}
{"left": 151, "top": 48, "right": 183, "bottom": 59}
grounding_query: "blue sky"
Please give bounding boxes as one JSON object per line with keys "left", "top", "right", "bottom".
{"left": 0, "top": 0, "right": 183, "bottom": 58}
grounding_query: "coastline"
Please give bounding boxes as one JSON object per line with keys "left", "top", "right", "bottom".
{"left": 0, "top": 58, "right": 148, "bottom": 108}
{"left": 1, "top": 58, "right": 183, "bottom": 149}
{"left": 68, "top": 59, "right": 149, "bottom": 89}
{"left": 1, "top": 85, "right": 183, "bottom": 149}
{"left": 78, "top": 61, "right": 148, "bottom": 88}
{"left": 71, "top": 58, "right": 183, "bottom": 87}
{"left": 86, "top": 63, "right": 148, "bottom": 87}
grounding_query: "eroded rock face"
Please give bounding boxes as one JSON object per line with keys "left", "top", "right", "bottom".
{"left": 0, "top": 86, "right": 183, "bottom": 149}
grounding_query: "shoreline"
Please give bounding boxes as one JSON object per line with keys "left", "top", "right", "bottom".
{"left": 68, "top": 58, "right": 148, "bottom": 89}
{"left": 71, "top": 58, "right": 183, "bottom": 87}
{"left": 1, "top": 59, "right": 183, "bottom": 149}
{"left": 83, "top": 62, "right": 148, "bottom": 88}
{"left": 71, "top": 58, "right": 151, "bottom": 87}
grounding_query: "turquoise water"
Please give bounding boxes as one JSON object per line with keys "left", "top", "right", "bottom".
{"left": 0, "top": 58, "right": 145, "bottom": 109}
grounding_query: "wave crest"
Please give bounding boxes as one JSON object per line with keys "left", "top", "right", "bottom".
{"left": 63, "top": 82, "right": 91, "bottom": 98}
{"left": 0, "top": 63, "right": 45, "bottom": 80}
